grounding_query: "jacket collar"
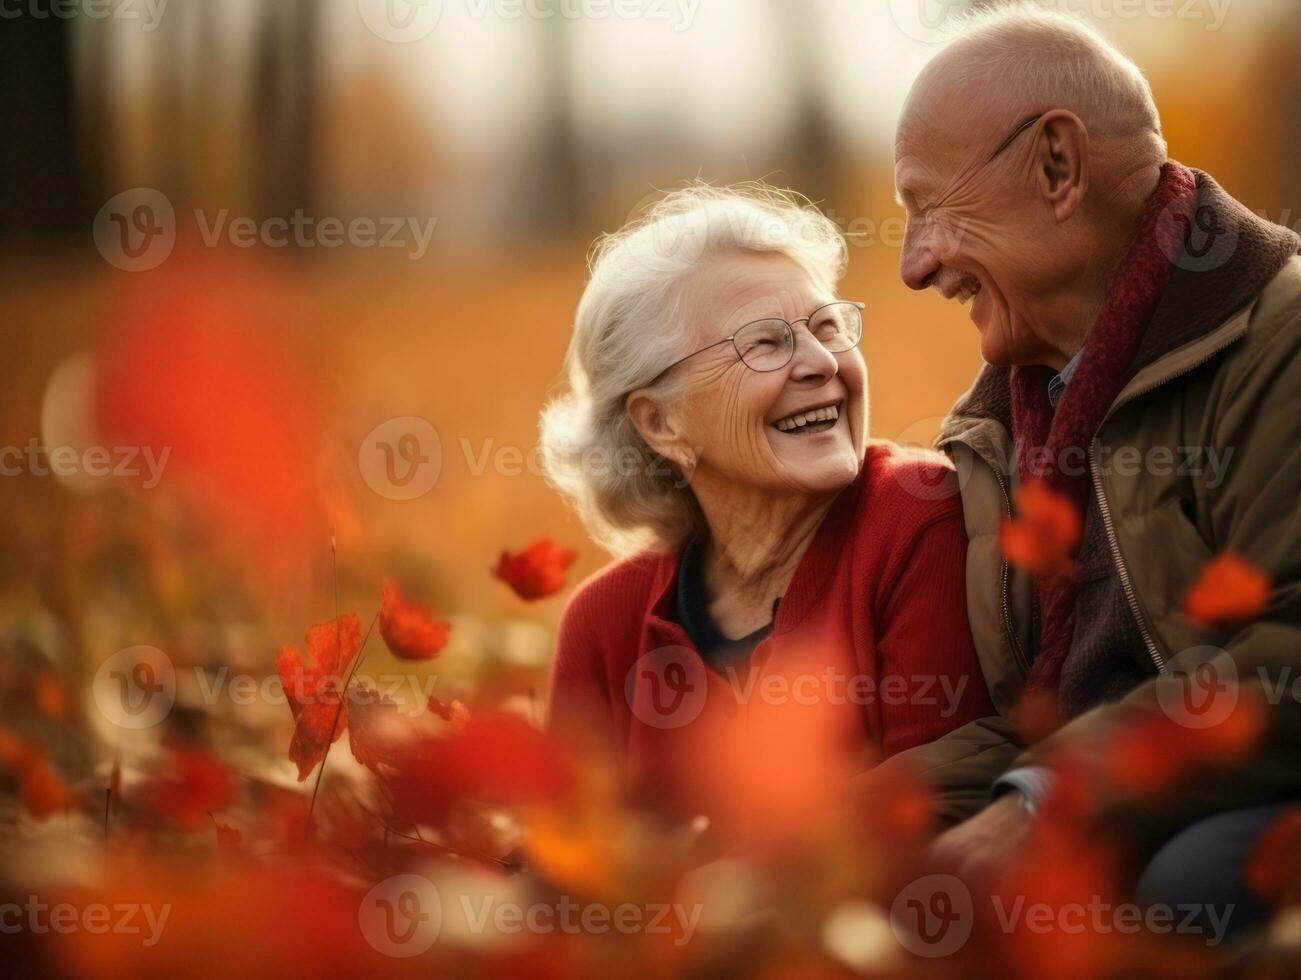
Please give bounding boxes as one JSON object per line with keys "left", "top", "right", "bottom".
{"left": 938, "top": 168, "right": 1300, "bottom": 454}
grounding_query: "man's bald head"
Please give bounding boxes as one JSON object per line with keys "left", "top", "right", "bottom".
{"left": 900, "top": 4, "right": 1167, "bottom": 164}
{"left": 893, "top": 4, "right": 1171, "bottom": 370}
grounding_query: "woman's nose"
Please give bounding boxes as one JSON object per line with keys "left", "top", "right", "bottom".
{"left": 787, "top": 328, "right": 840, "bottom": 382}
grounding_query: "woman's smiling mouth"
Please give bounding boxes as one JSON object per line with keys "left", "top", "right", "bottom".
{"left": 771, "top": 400, "right": 842, "bottom": 434}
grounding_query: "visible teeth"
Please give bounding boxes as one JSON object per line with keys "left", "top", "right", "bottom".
{"left": 775, "top": 404, "right": 840, "bottom": 431}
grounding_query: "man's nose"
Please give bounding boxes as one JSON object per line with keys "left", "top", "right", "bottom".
{"left": 900, "top": 229, "right": 942, "bottom": 292}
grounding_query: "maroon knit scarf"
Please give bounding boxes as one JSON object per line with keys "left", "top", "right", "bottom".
{"left": 1015, "top": 160, "right": 1198, "bottom": 693}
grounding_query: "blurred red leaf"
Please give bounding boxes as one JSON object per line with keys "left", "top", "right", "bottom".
{"left": 384, "top": 712, "right": 576, "bottom": 826}
{"left": 344, "top": 683, "right": 410, "bottom": 773}
{"left": 1245, "top": 807, "right": 1301, "bottom": 905}
{"left": 139, "top": 748, "right": 234, "bottom": 831}
{"left": 214, "top": 820, "right": 244, "bottom": 855}
{"left": 33, "top": 673, "right": 68, "bottom": 721}
{"left": 427, "top": 696, "right": 470, "bottom": 729}
{"left": 1106, "top": 696, "right": 1266, "bottom": 797}
{"left": 999, "top": 479, "right": 1082, "bottom": 579}
{"left": 1182, "top": 553, "right": 1270, "bottom": 628}
{"left": 0, "top": 730, "right": 82, "bottom": 820}
{"left": 0, "top": 726, "right": 24, "bottom": 769}
{"left": 94, "top": 260, "right": 329, "bottom": 577}
{"left": 19, "top": 751, "right": 83, "bottom": 820}
{"left": 276, "top": 613, "right": 362, "bottom": 781}
{"left": 493, "top": 538, "right": 577, "bottom": 600}
{"left": 379, "top": 578, "right": 450, "bottom": 660}
{"left": 1011, "top": 687, "right": 1064, "bottom": 746}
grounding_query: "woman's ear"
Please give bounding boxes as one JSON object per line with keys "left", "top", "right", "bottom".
{"left": 626, "top": 388, "right": 693, "bottom": 473}
{"left": 1033, "top": 110, "right": 1089, "bottom": 222}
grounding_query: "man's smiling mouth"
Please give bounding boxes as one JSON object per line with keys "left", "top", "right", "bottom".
{"left": 946, "top": 280, "right": 982, "bottom": 305}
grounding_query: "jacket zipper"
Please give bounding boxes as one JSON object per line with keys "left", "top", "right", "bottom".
{"left": 989, "top": 458, "right": 1030, "bottom": 676}
{"left": 1088, "top": 445, "right": 1166, "bottom": 675}
{"left": 1085, "top": 328, "right": 1247, "bottom": 677}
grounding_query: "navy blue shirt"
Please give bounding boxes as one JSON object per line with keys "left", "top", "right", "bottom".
{"left": 674, "top": 535, "right": 777, "bottom": 672}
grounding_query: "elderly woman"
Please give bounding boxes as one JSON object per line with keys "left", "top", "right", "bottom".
{"left": 540, "top": 184, "right": 996, "bottom": 817}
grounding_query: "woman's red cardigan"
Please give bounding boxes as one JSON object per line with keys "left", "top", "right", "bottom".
{"left": 546, "top": 441, "right": 995, "bottom": 808}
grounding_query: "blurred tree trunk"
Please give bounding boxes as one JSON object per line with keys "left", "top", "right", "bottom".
{"left": 254, "top": 0, "right": 317, "bottom": 224}
{"left": 0, "top": 17, "right": 91, "bottom": 242}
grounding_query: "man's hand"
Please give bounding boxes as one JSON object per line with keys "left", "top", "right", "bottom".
{"left": 931, "top": 793, "right": 1032, "bottom": 877}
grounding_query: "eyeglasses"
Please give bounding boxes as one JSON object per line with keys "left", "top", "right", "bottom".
{"left": 648, "top": 301, "right": 865, "bottom": 385}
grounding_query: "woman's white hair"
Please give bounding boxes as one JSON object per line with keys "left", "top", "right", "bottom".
{"left": 945, "top": 2, "right": 1166, "bottom": 155}
{"left": 539, "top": 182, "right": 848, "bottom": 557}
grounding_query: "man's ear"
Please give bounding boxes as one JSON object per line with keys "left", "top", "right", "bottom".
{"left": 1033, "top": 110, "right": 1089, "bottom": 222}
{"left": 625, "top": 388, "right": 691, "bottom": 471}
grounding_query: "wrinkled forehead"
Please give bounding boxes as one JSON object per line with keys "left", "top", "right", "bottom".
{"left": 679, "top": 250, "right": 833, "bottom": 339}
{"left": 893, "top": 51, "right": 1008, "bottom": 199}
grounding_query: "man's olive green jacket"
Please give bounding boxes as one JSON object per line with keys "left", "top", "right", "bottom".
{"left": 881, "top": 171, "right": 1300, "bottom": 847}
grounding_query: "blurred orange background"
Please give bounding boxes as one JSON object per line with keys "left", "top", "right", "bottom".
{"left": 2, "top": 0, "right": 1298, "bottom": 667}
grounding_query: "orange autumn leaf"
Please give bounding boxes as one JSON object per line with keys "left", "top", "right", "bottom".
{"left": 1107, "top": 695, "right": 1266, "bottom": 797}
{"left": 1245, "top": 807, "right": 1301, "bottom": 905}
{"left": 0, "top": 731, "right": 82, "bottom": 820}
{"left": 999, "top": 479, "right": 1082, "bottom": 579}
{"left": 0, "top": 726, "right": 24, "bottom": 769}
{"left": 493, "top": 537, "right": 577, "bottom": 600}
{"left": 1182, "top": 552, "right": 1271, "bottom": 628}
{"left": 1010, "top": 687, "right": 1064, "bottom": 746}
{"left": 275, "top": 613, "right": 362, "bottom": 781}
{"left": 34, "top": 672, "right": 68, "bottom": 721}
{"left": 428, "top": 696, "right": 471, "bottom": 730}
{"left": 19, "top": 750, "right": 82, "bottom": 820}
{"left": 378, "top": 578, "right": 450, "bottom": 660}
{"left": 385, "top": 713, "right": 577, "bottom": 827}
{"left": 139, "top": 747, "right": 235, "bottom": 831}
{"left": 214, "top": 820, "right": 244, "bottom": 855}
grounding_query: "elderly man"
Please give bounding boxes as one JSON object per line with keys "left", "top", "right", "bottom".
{"left": 889, "top": 5, "right": 1300, "bottom": 930}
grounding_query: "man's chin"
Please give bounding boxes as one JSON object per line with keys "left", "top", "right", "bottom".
{"left": 977, "top": 320, "right": 1017, "bottom": 367}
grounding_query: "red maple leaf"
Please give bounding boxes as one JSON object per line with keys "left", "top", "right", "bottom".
{"left": 1182, "top": 552, "right": 1271, "bottom": 628}
{"left": 139, "top": 747, "right": 235, "bottom": 831}
{"left": 999, "top": 479, "right": 1082, "bottom": 579}
{"left": 492, "top": 538, "right": 577, "bottom": 600}
{"left": 378, "top": 578, "right": 450, "bottom": 660}
{"left": 275, "top": 613, "right": 362, "bottom": 781}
